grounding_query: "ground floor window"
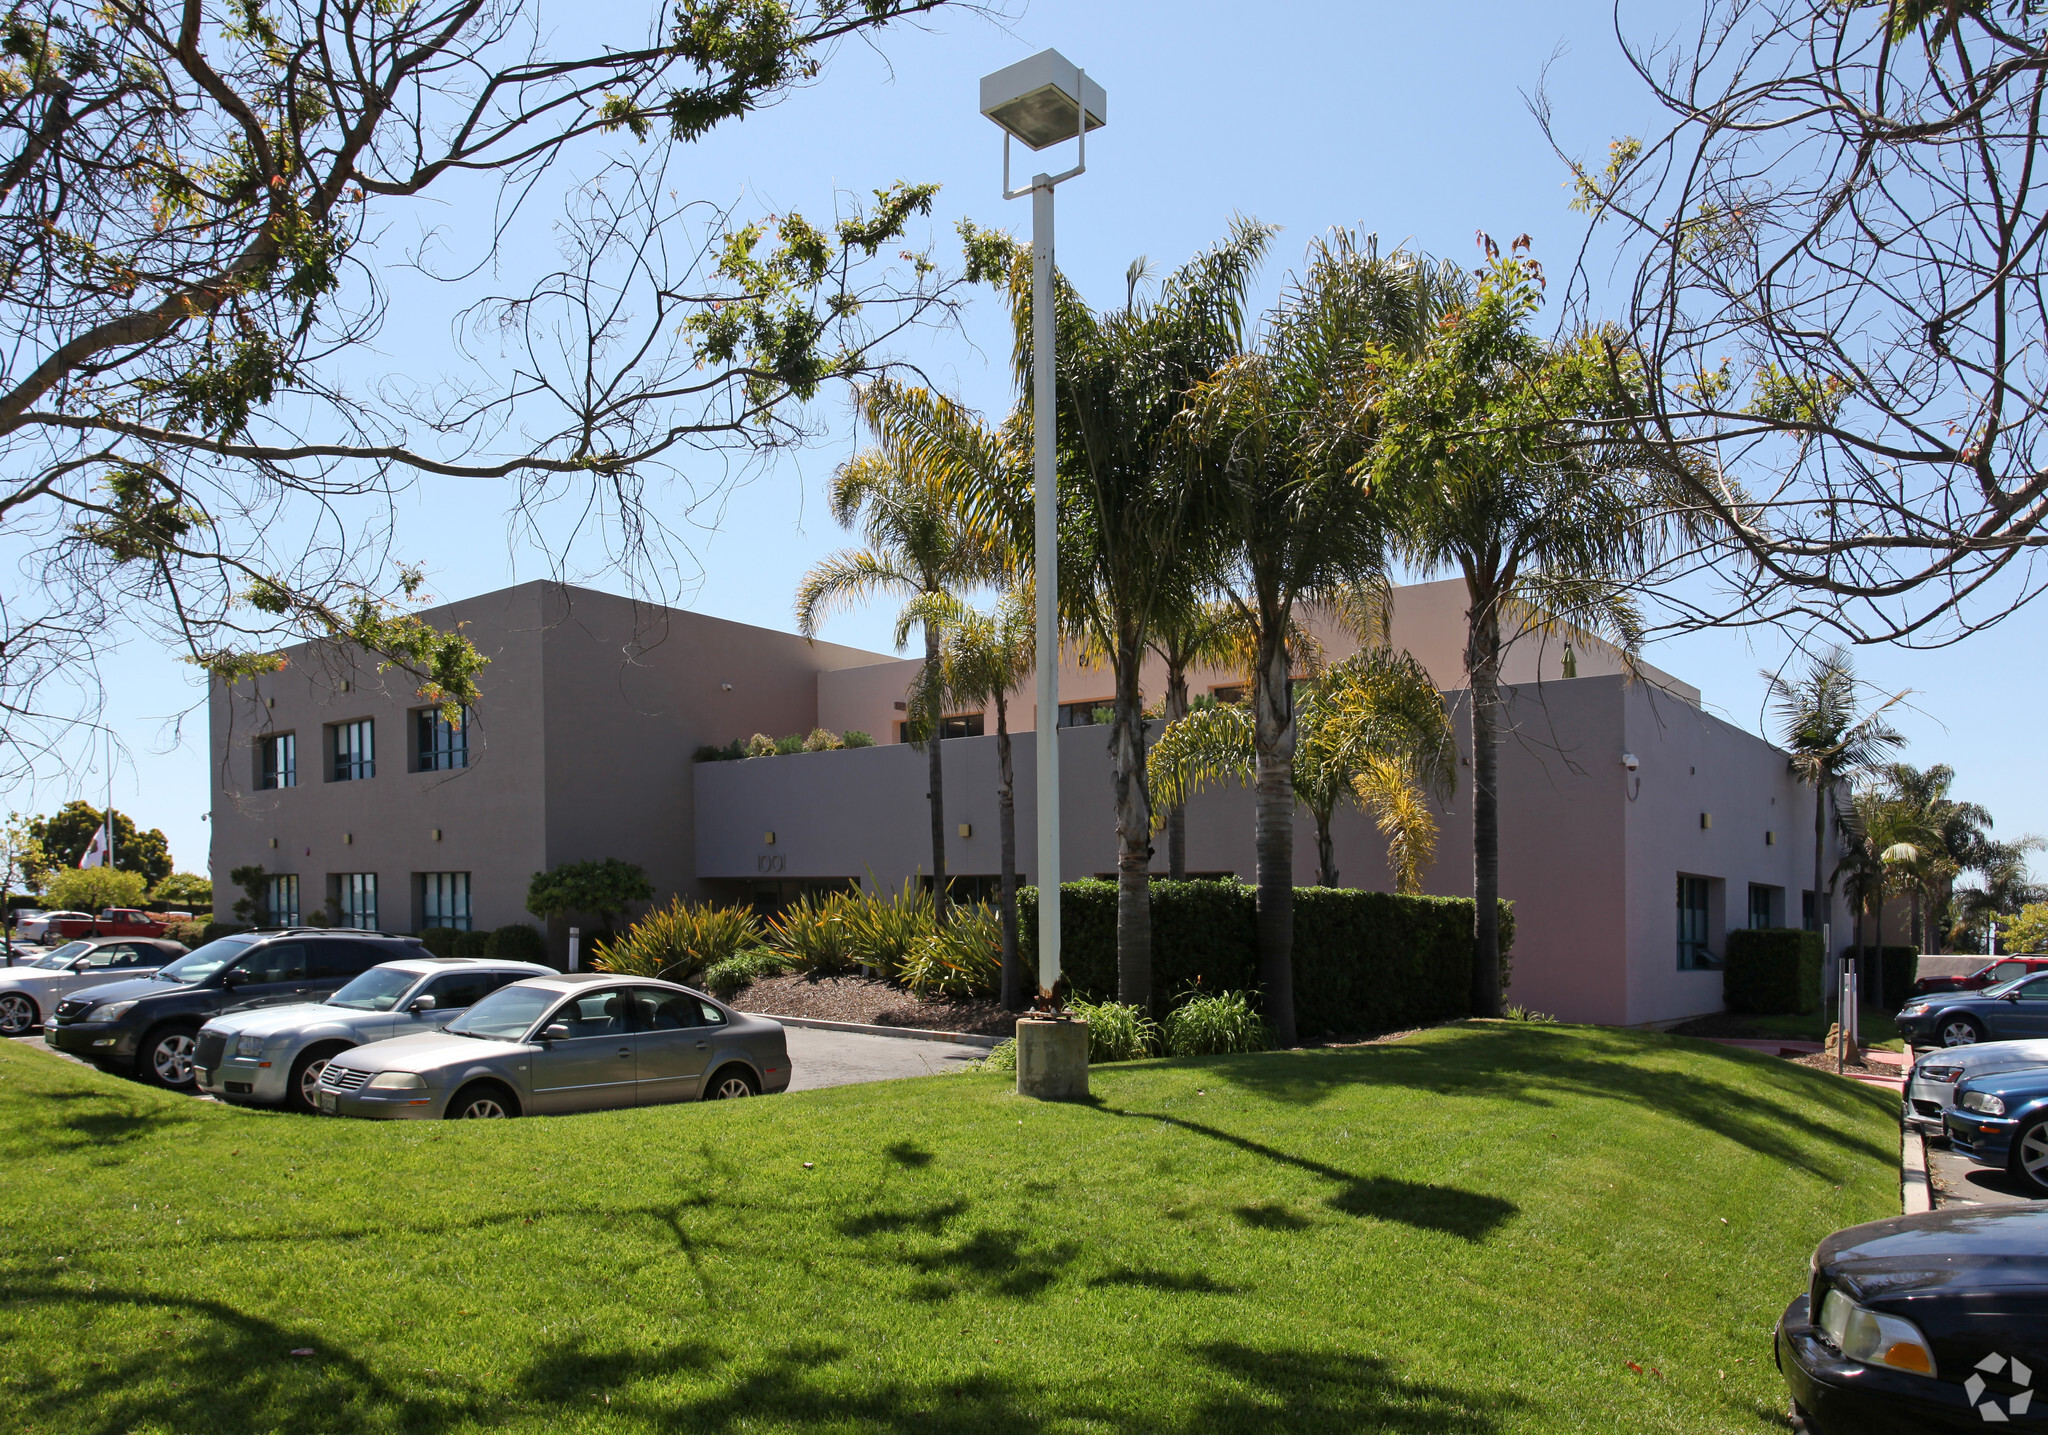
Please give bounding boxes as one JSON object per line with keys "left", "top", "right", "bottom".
{"left": 927, "top": 873, "right": 1028, "bottom": 904}
{"left": 1803, "top": 890, "right": 1817, "bottom": 932}
{"left": 1057, "top": 699, "right": 1115, "bottom": 728}
{"left": 896, "top": 712, "right": 987, "bottom": 742}
{"left": 1748, "top": 883, "right": 1780, "bottom": 930}
{"left": 420, "top": 872, "right": 471, "bottom": 931}
{"left": 264, "top": 874, "right": 300, "bottom": 927}
{"left": 1677, "top": 875, "right": 1715, "bottom": 970}
{"left": 334, "top": 873, "right": 378, "bottom": 930}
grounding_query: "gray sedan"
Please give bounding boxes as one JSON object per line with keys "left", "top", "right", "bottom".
{"left": 316, "top": 973, "right": 792, "bottom": 1119}
{"left": 0, "top": 938, "right": 185, "bottom": 1034}
{"left": 194, "top": 957, "right": 554, "bottom": 1112}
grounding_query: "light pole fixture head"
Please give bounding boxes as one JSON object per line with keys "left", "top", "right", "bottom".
{"left": 980, "top": 48, "right": 1106, "bottom": 151}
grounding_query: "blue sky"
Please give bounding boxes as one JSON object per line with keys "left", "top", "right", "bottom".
{"left": 61, "top": 0, "right": 2041, "bottom": 883}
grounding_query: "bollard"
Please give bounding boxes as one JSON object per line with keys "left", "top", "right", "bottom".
{"left": 1015, "top": 1018, "right": 1089, "bottom": 1100}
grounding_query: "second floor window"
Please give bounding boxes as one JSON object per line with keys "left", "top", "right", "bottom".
{"left": 332, "top": 719, "right": 374, "bottom": 781}
{"left": 416, "top": 707, "right": 469, "bottom": 770}
{"left": 260, "top": 732, "right": 297, "bottom": 789}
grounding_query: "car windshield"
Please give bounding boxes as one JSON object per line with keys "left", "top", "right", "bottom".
{"left": 326, "top": 967, "right": 418, "bottom": 1012}
{"left": 154, "top": 935, "right": 258, "bottom": 985}
{"left": 446, "top": 985, "right": 553, "bottom": 1041}
{"left": 33, "top": 942, "right": 90, "bottom": 968}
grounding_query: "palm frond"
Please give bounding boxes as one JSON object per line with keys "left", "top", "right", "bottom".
{"left": 1147, "top": 704, "right": 1256, "bottom": 811}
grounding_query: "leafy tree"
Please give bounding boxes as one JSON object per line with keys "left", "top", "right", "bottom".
{"left": 151, "top": 872, "right": 214, "bottom": 910}
{"left": 30, "top": 801, "right": 172, "bottom": 885}
{"left": 0, "top": 815, "right": 45, "bottom": 914}
{"left": 1877, "top": 763, "right": 1995, "bottom": 955}
{"left": 44, "top": 866, "right": 150, "bottom": 912}
{"left": 2002, "top": 903, "right": 2048, "bottom": 956}
{"left": 227, "top": 864, "right": 268, "bottom": 923}
{"left": 0, "top": 0, "right": 963, "bottom": 785}
{"left": 1369, "top": 242, "right": 1693, "bottom": 1018}
{"left": 796, "top": 387, "right": 1009, "bottom": 921}
{"left": 526, "top": 859, "right": 655, "bottom": 942}
{"left": 903, "top": 586, "right": 1035, "bottom": 1008}
{"left": 1953, "top": 839, "right": 2047, "bottom": 951}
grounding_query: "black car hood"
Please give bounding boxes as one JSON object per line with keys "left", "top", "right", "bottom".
{"left": 1824, "top": 1203, "right": 2048, "bottom": 1299}
{"left": 62, "top": 975, "right": 176, "bottom": 1007}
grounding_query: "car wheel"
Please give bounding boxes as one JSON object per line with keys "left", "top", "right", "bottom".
{"left": 287, "top": 1043, "right": 351, "bottom": 1115}
{"left": 142, "top": 1026, "right": 200, "bottom": 1090}
{"left": 447, "top": 1082, "right": 518, "bottom": 1120}
{"left": 0, "top": 992, "right": 37, "bottom": 1034}
{"left": 705, "top": 1066, "right": 759, "bottom": 1100}
{"left": 2012, "top": 1116, "right": 2048, "bottom": 1197}
{"left": 1939, "top": 1015, "right": 1986, "bottom": 1047}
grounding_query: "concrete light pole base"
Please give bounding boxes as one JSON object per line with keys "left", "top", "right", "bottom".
{"left": 1015, "top": 1019, "right": 1089, "bottom": 1100}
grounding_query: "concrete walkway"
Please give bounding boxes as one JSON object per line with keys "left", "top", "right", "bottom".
{"left": 782, "top": 1025, "right": 987, "bottom": 1092}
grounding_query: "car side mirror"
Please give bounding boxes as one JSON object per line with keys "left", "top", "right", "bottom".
{"left": 409, "top": 995, "right": 437, "bottom": 1012}
{"left": 2003, "top": 990, "right": 2023, "bottom": 1002}
{"left": 540, "top": 1023, "right": 570, "bottom": 1042}
{"left": 221, "top": 970, "right": 244, "bottom": 987}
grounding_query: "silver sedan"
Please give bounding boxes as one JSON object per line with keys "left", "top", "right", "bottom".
{"left": 1904, "top": 1037, "right": 2048, "bottom": 1132}
{"left": 315, "top": 973, "right": 793, "bottom": 1119}
{"left": 0, "top": 938, "right": 184, "bottom": 1034}
{"left": 194, "top": 957, "right": 554, "bottom": 1112}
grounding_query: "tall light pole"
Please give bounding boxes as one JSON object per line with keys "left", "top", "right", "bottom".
{"left": 979, "top": 49, "right": 1105, "bottom": 1000}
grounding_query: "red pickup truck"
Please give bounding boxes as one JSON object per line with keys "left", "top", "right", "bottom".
{"left": 47, "top": 909, "right": 181, "bottom": 941}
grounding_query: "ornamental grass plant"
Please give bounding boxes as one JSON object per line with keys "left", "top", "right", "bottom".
{"left": 1065, "top": 997, "right": 1160, "bottom": 1062}
{"left": 590, "top": 900, "right": 762, "bottom": 984}
{"left": 1161, "top": 989, "right": 1271, "bottom": 1056}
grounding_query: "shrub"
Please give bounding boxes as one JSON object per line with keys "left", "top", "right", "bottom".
{"left": 150, "top": 871, "right": 213, "bottom": 909}
{"left": 525, "top": 857, "right": 654, "bottom": 937}
{"left": 44, "top": 866, "right": 150, "bottom": 913}
{"left": 692, "top": 739, "right": 747, "bottom": 763}
{"left": 1502, "top": 1004, "right": 1559, "bottom": 1024}
{"left": 452, "top": 929, "right": 490, "bottom": 957}
{"left": 836, "top": 883, "right": 937, "bottom": 976}
{"left": 1018, "top": 880, "right": 1515, "bottom": 1038}
{"left": 802, "top": 727, "right": 841, "bottom": 753}
{"left": 841, "top": 729, "right": 875, "bottom": 748}
{"left": 973, "top": 1037, "right": 1018, "bottom": 1072}
{"left": 199, "top": 921, "right": 251, "bottom": 946}
{"left": 699, "top": 948, "right": 791, "bottom": 998}
{"left": 161, "top": 920, "right": 207, "bottom": 949}
{"left": 1066, "top": 997, "right": 1159, "bottom": 1062}
{"left": 1841, "top": 944, "right": 1918, "bottom": 1007}
{"left": 1161, "top": 990, "right": 1270, "bottom": 1056}
{"left": 899, "top": 904, "right": 1001, "bottom": 998}
{"left": 1724, "top": 928, "right": 1824, "bottom": 1014}
{"left": 419, "top": 927, "right": 463, "bottom": 958}
{"left": 485, "top": 923, "right": 548, "bottom": 965}
{"left": 764, "top": 892, "right": 861, "bottom": 975}
{"left": 745, "top": 733, "right": 777, "bottom": 758}
{"left": 773, "top": 732, "right": 806, "bottom": 756}
{"left": 592, "top": 899, "right": 763, "bottom": 984}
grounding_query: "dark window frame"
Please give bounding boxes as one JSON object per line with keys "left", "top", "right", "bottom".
{"left": 259, "top": 731, "right": 297, "bottom": 790}
{"left": 1677, "top": 875, "right": 1716, "bottom": 970}
{"left": 329, "top": 718, "right": 374, "bottom": 782}
{"left": 414, "top": 706, "right": 469, "bottom": 772}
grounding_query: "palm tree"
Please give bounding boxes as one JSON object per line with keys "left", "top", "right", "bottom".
{"left": 1762, "top": 644, "right": 1907, "bottom": 963}
{"left": 969, "top": 217, "right": 1273, "bottom": 1010}
{"left": 1145, "top": 600, "right": 1240, "bottom": 880}
{"left": 903, "top": 587, "right": 1035, "bottom": 1009}
{"left": 1367, "top": 242, "right": 1694, "bottom": 1019}
{"left": 1150, "top": 647, "right": 1456, "bottom": 899}
{"left": 1881, "top": 762, "right": 1994, "bottom": 954}
{"left": 796, "top": 399, "right": 1007, "bottom": 917}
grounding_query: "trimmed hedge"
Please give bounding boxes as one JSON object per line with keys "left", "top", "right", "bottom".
{"left": 1015, "top": 880, "right": 1516, "bottom": 1038}
{"left": 1842, "top": 945, "right": 1917, "bottom": 1008}
{"left": 1724, "top": 928, "right": 1824, "bottom": 1014}
{"left": 199, "top": 921, "right": 252, "bottom": 947}
{"left": 486, "top": 923, "right": 549, "bottom": 965}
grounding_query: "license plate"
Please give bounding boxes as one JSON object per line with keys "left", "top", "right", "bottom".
{"left": 319, "top": 1091, "right": 338, "bottom": 1113}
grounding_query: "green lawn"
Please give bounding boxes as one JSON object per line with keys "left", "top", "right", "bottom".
{"left": 0, "top": 1023, "right": 1899, "bottom": 1434}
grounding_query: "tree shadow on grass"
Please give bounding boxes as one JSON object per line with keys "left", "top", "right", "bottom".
{"left": 1094, "top": 1106, "right": 1518, "bottom": 1241}
{"left": 0, "top": 1085, "right": 196, "bottom": 1161}
{"left": 1196, "top": 1024, "right": 1895, "bottom": 1183}
{"left": 0, "top": 1279, "right": 479, "bottom": 1435}
{"left": 1190, "top": 1341, "right": 1522, "bottom": 1433}
{"left": 1088, "top": 1266, "right": 1240, "bottom": 1294}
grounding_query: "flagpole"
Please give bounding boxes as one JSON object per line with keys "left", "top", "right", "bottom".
{"left": 105, "top": 728, "right": 114, "bottom": 878}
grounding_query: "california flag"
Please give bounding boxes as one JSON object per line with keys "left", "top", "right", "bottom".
{"left": 80, "top": 823, "right": 110, "bottom": 869}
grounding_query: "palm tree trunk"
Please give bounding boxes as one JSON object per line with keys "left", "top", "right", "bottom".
{"left": 1468, "top": 598, "right": 1504, "bottom": 1019}
{"left": 1314, "top": 805, "right": 1336, "bottom": 887}
{"left": 994, "top": 692, "right": 1023, "bottom": 1011}
{"left": 1164, "top": 658, "right": 1189, "bottom": 881}
{"left": 1252, "top": 621, "right": 1298, "bottom": 1046}
{"left": 1110, "top": 633, "right": 1154, "bottom": 1009}
{"left": 923, "top": 620, "right": 949, "bottom": 928}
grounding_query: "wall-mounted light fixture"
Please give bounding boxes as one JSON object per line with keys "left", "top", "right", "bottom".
{"left": 1700, "top": 813, "right": 1713, "bottom": 830}
{"left": 958, "top": 823, "right": 973, "bottom": 839}
{"left": 431, "top": 829, "right": 442, "bottom": 842}
{"left": 269, "top": 837, "right": 278, "bottom": 849}
{"left": 343, "top": 832, "right": 353, "bottom": 844}
{"left": 763, "top": 831, "right": 776, "bottom": 846}
{"left": 1765, "top": 830, "right": 1776, "bottom": 845}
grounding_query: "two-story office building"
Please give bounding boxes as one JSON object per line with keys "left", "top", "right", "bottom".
{"left": 209, "top": 578, "right": 1841, "bottom": 1026}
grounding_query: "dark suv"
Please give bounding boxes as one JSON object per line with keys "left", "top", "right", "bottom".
{"left": 46, "top": 929, "right": 427, "bottom": 1090}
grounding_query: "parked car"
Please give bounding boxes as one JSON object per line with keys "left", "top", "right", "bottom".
{"left": 0, "top": 937, "right": 188, "bottom": 1034}
{"left": 45, "top": 908, "right": 185, "bottom": 942}
{"left": 1944, "top": 1065, "right": 2048, "bottom": 1197}
{"left": 15, "top": 911, "right": 91, "bottom": 943}
{"left": 45, "top": 929, "right": 428, "bottom": 1090}
{"left": 1894, "top": 971, "right": 2048, "bottom": 1047}
{"left": 1904, "top": 1038, "right": 2048, "bottom": 1133}
{"left": 315, "top": 973, "right": 792, "bottom": 1120}
{"left": 1912, "top": 954, "right": 2048, "bottom": 997}
{"left": 194, "top": 957, "right": 553, "bottom": 1112}
{"left": 1775, "top": 1202, "right": 2048, "bottom": 1432}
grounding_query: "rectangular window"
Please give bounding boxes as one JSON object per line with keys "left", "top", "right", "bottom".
{"left": 1057, "top": 699, "right": 1113, "bottom": 728}
{"left": 895, "top": 713, "right": 987, "bottom": 742}
{"left": 1748, "top": 883, "right": 1778, "bottom": 930}
{"left": 265, "top": 874, "right": 300, "bottom": 927}
{"left": 1677, "top": 876, "right": 1714, "bottom": 970}
{"left": 331, "top": 719, "right": 374, "bottom": 781}
{"left": 420, "top": 872, "right": 471, "bottom": 932}
{"left": 1803, "top": 890, "right": 1817, "bottom": 932}
{"left": 259, "top": 732, "right": 297, "bottom": 789}
{"left": 333, "top": 873, "right": 378, "bottom": 931}
{"left": 415, "top": 707, "right": 469, "bottom": 771}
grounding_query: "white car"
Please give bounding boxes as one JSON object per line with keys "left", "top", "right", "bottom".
{"left": 0, "top": 937, "right": 185, "bottom": 1033}
{"left": 1904, "top": 1038, "right": 2048, "bottom": 1132}
{"left": 194, "top": 957, "right": 553, "bottom": 1112}
{"left": 15, "top": 911, "right": 91, "bottom": 944}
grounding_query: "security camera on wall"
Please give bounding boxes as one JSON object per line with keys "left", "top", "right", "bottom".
{"left": 1622, "top": 753, "right": 1640, "bottom": 772}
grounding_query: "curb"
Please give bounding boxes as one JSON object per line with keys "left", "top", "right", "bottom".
{"left": 1901, "top": 1120, "right": 1932, "bottom": 1215}
{"left": 743, "top": 1013, "right": 1003, "bottom": 1049}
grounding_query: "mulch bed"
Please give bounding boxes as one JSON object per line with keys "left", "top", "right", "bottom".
{"left": 1789, "top": 1051, "right": 1896, "bottom": 1078}
{"left": 731, "top": 973, "right": 1018, "bottom": 1039}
